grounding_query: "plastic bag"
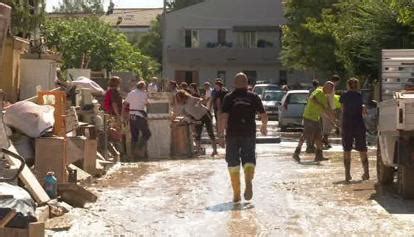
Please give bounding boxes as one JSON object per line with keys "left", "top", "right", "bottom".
{"left": 71, "top": 76, "right": 105, "bottom": 95}
{"left": 4, "top": 101, "right": 55, "bottom": 138}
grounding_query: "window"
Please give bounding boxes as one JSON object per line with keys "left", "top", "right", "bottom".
{"left": 238, "top": 32, "right": 257, "bottom": 48}
{"left": 218, "top": 29, "right": 226, "bottom": 44}
{"left": 185, "top": 71, "right": 193, "bottom": 84}
{"left": 287, "top": 93, "right": 308, "bottom": 104}
{"left": 185, "top": 29, "right": 199, "bottom": 48}
{"left": 243, "top": 71, "right": 257, "bottom": 85}
{"left": 217, "top": 71, "right": 226, "bottom": 84}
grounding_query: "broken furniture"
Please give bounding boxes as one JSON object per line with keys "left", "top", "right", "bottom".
{"left": 171, "top": 120, "right": 193, "bottom": 158}
{"left": 35, "top": 136, "right": 97, "bottom": 183}
{"left": 57, "top": 183, "right": 97, "bottom": 208}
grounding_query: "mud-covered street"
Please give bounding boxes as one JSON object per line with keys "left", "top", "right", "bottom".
{"left": 47, "top": 136, "right": 414, "bottom": 236}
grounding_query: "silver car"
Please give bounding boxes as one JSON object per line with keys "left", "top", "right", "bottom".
{"left": 253, "top": 84, "right": 280, "bottom": 99}
{"left": 278, "top": 90, "right": 309, "bottom": 131}
{"left": 262, "top": 90, "right": 286, "bottom": 120}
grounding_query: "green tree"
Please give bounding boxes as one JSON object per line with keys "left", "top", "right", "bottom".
{"left": 305, "top": 0, "right": 414, "bottom": 79}
{"left": 42, "top": 17, "right": 159, "bottom": 79}
{"left": 0, "top": 0, "right": 46, "bottom": 38}
{"left": 53, "top": 0, "right": 104, "bottom": 14}
{"left": 138, "top": 15, "right": 162, "bottom": 64}
{"left": 281, "top": 0, "right": 342, "bottom": 77}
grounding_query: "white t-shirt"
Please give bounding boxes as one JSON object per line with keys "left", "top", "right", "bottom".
{"left": 126, "top": 89, "right": 148, "bottom": 117}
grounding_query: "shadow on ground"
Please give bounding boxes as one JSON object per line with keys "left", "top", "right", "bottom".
{"left": 206, "top": 202, "right": 255, "bottom": 212}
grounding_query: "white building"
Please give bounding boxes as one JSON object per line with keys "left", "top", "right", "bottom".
{"left": 163, "top": 0, "right": 312, "bottom": 87}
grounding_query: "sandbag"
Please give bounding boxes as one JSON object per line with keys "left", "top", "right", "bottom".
{"left": 4, "top": 101, "right": 55, "bottom": 138}
{"left": 71, "top": 76, "right": 105, "bottom": 95}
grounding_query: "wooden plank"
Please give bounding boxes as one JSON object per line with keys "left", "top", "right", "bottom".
{"left": 35, "top": 137, "right": 67, "bottom": 184}
{"left": 58, "top": 183, "right": 97, "bottom": 208}
{"left": 1, "top": 222, "right": 46, "bottom": 237}
{"left": 83, "top": 139, "right": 97, "bottom": 174}
{"left": 67, "top": 164, "right": 92, "bottom": 182}
{"left": 7, "top": 145, "right": 50, "bottom": 204}
{"left": 28, "top": 222, "right": 44, "bottom": 237}
{"left": 0, "top": 209, "right": 16, "bottom": 227}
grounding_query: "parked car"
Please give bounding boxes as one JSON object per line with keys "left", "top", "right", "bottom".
{"left": 253, "top": 84, "right": 280, "bottom": 98}
{"left": 261, "top": 90, "right": 286, "bottom": 120}
{"left": 278, "top": 90, "right": 309, "bottom": 131}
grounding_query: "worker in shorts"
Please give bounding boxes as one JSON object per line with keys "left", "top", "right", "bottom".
{"left": 293, "top": 81, "right": 335, "bottom": 163}
{"left": 219, "top": 73, "right": 268, "bottom": 202}
{"left": 340, "top": 78, "right": 369, "bottom": 182}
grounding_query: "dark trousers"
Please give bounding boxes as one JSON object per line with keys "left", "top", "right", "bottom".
{"left": 130, "top": 115, "right": 151, "bottom": 143}
{"left": 225, "top": 136, "right": 256, "bottom": 167}
{"left": 194, "top": 113, "right": 215, "bottom": 141}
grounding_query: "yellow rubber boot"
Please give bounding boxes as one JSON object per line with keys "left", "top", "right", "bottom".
{"left": 244, "top": 164, "right": 255, "bottom": 201}
{"left": 228, "top": 167, "right": 241, "bottom": 202}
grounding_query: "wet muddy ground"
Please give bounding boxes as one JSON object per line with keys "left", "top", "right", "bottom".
{"left": 46, "top": 140, "right": 414, "bottom": 236}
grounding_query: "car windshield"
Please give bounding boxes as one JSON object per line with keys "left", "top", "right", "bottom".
{"left": 288, "top": 93, "right": 308, "bottom": 104}
{"left": 262, "top": 91, "right": 285, "bottom": 101}
{"left": 254, "top": 85, "right": 280, "bottom": 96}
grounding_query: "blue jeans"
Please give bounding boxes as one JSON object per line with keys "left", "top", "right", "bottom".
{"left": 130, "top": 115, "right": 151, "bottom": 143}
{"left": 225, "top": 136, "right": 256, "bottom": 167}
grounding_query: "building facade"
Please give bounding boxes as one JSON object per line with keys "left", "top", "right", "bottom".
{"left": 163, "top": 0, "right": 312, "bottom": 87}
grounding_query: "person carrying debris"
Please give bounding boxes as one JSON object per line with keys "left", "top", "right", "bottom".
{"left": 123, "top": 81, "right": 152, "bottom": 159}
{"left": 211, "top": 79, "right": 228, "bottom": 130}
{"left": 340, "top": 78, "right": 369, "bottom": 182}
{"left": 321, "top": 75, "right": 341, "bottom": 149}
{"left": 218, "top": 72, "right": 268, "bottom": 202}
{"left": 293, "top": 81, "right": 335, "bottom": 163}
{"left": 175, "top": 90, "right": 218, "bottom": 156}
{"left": 104, "top": 76, "right": 123, "bottom": 119}
{"left": 202, "top": 82, "right": 213, "bottom": 110}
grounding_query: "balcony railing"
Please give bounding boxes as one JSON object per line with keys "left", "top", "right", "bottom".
{"left": 166, "top": 47, "right": 280, "bottom": 66}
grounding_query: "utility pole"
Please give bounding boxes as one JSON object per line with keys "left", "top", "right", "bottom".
{"left": 162, "top": 0, "right": 168, "bottom": 80}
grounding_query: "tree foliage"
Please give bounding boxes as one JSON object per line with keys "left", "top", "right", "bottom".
{"left": 53, "top": 0, "right": 104, "bottom": 14}
{"left": 42, "top": 17, "right": 159, "bottom": 79}
{"left": 138, "top": 15, "right": 162, "bottom": 64}
{"left": 281, "top": 0, "right": 342, "bottom": 76}
{"left": 282, "top": 0, "right": 414, "bottom": 80}
{"left": 0, "top": 0, "right": 46, "bottom": 38}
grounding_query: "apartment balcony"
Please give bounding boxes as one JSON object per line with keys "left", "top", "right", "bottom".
{"left": 166, "top": 47, "right": 281, "bottom": 66}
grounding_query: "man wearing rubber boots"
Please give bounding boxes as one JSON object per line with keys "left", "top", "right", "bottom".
{"left": 293, "top": 81, "right": 335, "bottom": 163}
{"left": 219, "top": 72, "right": 268, "bottom": 202}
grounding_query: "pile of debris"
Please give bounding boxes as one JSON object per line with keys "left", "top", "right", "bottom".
{"left": 0, "top": 77, "right": 120, "bottom": 236}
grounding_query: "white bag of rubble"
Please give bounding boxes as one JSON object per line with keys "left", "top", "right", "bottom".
{"left": 71, "top": 76, "right": 105, "bottom": 95}
{"left": 4, "top": 101, "right": 55, "bottom": 138}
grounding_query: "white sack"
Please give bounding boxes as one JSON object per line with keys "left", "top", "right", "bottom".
{"left": 4, "top": 101, "right": 55, "bottom": 138}
{"left": 71, "top": 76, "right": 105, "bottom": 95}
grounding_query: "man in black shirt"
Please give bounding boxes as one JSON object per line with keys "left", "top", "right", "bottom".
{"left": 340, "top": 78, "right": 369, "bottom": 182}
{"left": 219, "top": 73, "right": 268, "bottom": 202}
